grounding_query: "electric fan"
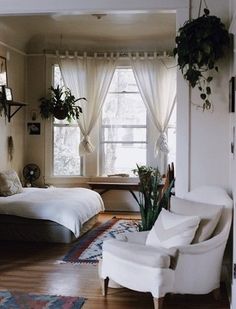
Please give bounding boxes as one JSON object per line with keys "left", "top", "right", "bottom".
{"left": 23, "top": 164, "right": 40, "bottom": 186}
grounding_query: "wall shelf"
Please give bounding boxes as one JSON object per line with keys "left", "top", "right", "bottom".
{"left": 0, "top": 100, "right": 27, "bottom": 122}
{"left": 7, "top": 101, "right": 27, "bottom": 122}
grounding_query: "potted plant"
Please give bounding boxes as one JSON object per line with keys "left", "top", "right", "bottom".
{"left": 133, "top": 165, "right": 164, "bottom": 231}
{"left": 173, "top": 8, "right": 230, "bottom": 110}
{"left": 0, "top": 86, "right": 8, "bottom": 118}
{"left": 39, "top": 85, "right": 86, "bottom": 121}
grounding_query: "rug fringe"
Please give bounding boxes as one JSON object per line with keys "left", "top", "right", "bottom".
{"left": 55, "top": 260, "right": 98, "bottom": 266}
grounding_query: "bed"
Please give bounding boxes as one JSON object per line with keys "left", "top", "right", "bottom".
{"left": 0, "top": 187, "right": 104, "bottom": 243}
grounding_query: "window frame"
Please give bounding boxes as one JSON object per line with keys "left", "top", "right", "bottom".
{"left": 44, "top": 61, "right": 85, "bottom": 184}
{"left": 52, "top": 64, "right": 83, "bottom": 177}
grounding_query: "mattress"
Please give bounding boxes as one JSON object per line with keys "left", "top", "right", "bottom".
{"left": 0, "top": 187, "right": 104, "bottom": 242}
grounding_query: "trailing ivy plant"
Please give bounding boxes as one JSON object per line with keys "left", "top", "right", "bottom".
{"left": 173, "top": 8, "right": 230, "bottom": 110}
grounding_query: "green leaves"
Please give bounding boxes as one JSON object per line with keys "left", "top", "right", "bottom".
{"left": 200, "top": 93, "right": 206, "bottom": 100}
{"left": 206, "top": 86, "right": 211, "bottom": 95}
{"left": 174, "top": 9, "right": 230, "bottom": 111}
{"left": 133, "top": 165, "right": 165, "bottom": 231}
{"left": 39, "top": 86, "right": 86, "bottom": 121}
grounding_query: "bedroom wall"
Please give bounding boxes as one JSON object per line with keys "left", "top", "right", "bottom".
{"left": 0, "top": 45, "right": 26, "bottom": 179}
{"left": 229, "top": 1, "right": 236, "bottom": 307}
{"left": 24, "top": 55, "right": 46, "bottom": 185}
{"left": 175, "top": 0, "right": 231, "bottom": 195}
{"left": 190, "top": 57, "right": 230, "bottom": 191}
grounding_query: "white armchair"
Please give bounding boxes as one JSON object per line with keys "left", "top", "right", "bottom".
{"left": 100, "top": 186, "right": 232, "bottom": 308}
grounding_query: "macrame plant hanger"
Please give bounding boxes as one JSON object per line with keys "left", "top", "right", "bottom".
{"left": 198, "top": 0, "right": 209, "bottom": 17}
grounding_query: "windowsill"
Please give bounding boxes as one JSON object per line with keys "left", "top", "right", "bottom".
{"left": 89, "top": 176, "right": 139, "bottom": 183}
{"left": 45, "top": 175, "right": 139, "bottom": 186}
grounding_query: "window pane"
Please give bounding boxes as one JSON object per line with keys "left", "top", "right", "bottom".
{"left": 102, "top": 143, "right": 146, "bottom": 175}
{"left": 103, "top": 127, "right": 146, "bottom": 142}
{"left": 54, "top": 65, "right": 64, "bottom": 88}
{"left": 109, "top": 68, "right": 139, "bottom": 92}
{"left": 101, "top": 68, "right": 147, "bottom": 175}
{"left": 169, "top": 104, "right": 176, "bottom": 126}
{"left": 53, "top": 126, "right": 81, "bottom": 176}
{"left": 103, "top": 93, "right": 146, "bottom": 125}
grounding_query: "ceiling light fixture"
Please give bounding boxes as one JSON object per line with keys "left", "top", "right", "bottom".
{"left": 91, "top": 14, "right": 107, "bottom": 20}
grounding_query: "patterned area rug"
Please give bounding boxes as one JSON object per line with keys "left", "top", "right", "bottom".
{"left": 60, "top": 217, "right": 139, "bottom": 265}
{"left": 0, "top": 291, "right": 85, "bottom": 309}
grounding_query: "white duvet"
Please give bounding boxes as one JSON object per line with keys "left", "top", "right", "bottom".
{"left": 0, "top": 187, "right": 104, "bottom": 237}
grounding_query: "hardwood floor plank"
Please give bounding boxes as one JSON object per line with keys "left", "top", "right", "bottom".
{"left": 0, "top": 212, "right": 230, "bottom": 309}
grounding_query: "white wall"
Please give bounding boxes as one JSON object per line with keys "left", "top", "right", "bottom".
{"left": 175, "top": 0, "right": 231, "bottom": 196}
{"left": 229, "top": 1, "right": 236, "bottom": 307}
{"left": 25, "top": 55, "right": 46, "bottom": 185}
{"left": 0, "top": 46, "right": 26, "bottom": 178}
{"left": 190, "top": 58, "right": 230, "bottom": 190}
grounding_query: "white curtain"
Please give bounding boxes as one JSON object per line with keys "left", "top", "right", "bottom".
{"left": 59, "top": 54, "right": 117, "bottom": 155}
{"left": 130, "top": 55, "right": 176, "bottom": 156}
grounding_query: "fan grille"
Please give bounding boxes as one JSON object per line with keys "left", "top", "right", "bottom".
{"left": 23, "top": 164, "right": 40, "bottom": 183}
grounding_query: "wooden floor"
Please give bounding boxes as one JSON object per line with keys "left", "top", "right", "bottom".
{"left": 0, "top": 212, "right": 230, "bottom": 309}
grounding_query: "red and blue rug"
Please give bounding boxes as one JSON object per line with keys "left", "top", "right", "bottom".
{"left": 0, "top": 291, "right": 85, "bottom": 308}
{"left": 60, "top": 217, "right": 139, "bottom": 265}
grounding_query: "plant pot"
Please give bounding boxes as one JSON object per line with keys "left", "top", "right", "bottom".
{"left": 53, "top": 106, "right": 68, "bottom": 120}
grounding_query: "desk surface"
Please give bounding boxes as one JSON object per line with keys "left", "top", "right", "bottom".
{"left": 87, "top": 181, "right": 164, "bottom": 200}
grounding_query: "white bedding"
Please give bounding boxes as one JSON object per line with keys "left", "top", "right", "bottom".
{"left": 0, "top": 187, "right": 104, "bottom": 237}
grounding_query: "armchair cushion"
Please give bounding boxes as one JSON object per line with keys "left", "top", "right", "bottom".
{"left": 146, "top": 208, "right": 200, "bottom": 249}
{"left": 103, "top": 238, "right": 173, "bottom": 268}
{"left": 171, "top": 196, "right": 223, "bottom": 243}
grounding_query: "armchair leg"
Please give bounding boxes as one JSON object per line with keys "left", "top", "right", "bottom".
{"left": 101, "top": 277, "right": 109, "bottom": 296}
{"left": 153, "top": 297, "right": 164, "bottom": 309}
{"left": 212, "top": 287, "right": 222, "bottom": 301}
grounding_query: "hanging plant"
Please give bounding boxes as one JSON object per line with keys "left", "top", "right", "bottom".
{"left": 39, "top": 85, "right": 86, "bottom": 122}
{"left": 173, "top": 6, "right": 230, "bottom": 110}
{"left": 0, "top": 87, "right": 8, "bottom": 118}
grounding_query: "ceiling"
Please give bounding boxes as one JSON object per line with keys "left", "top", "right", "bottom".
{"left": 0, "top": 12, "right": 176, "bottom": 54}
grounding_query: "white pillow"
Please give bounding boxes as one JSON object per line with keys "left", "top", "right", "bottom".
{"left": 171, "top": 196, "right": 223, "bottom": 243}
{"left": 146, "top": 208, "right": 200, "bottom": 249}
{"left": 0, "top": 169, "right": 23, "bottom": 196}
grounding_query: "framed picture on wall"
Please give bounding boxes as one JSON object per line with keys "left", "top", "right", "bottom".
{"left": 27, "top": 123, "right": 41, "bottom": 135}
{"left": 0, "top": 56, "right": 7, "bottom": 86}
{"left": 229, "top": 76, "right": 235, "bottom": 113}
{"left": 0, "top": 85, "right": 13, "bottom": 101}
{"left": 4, "top": 87, "right": 13, "bottom": 101}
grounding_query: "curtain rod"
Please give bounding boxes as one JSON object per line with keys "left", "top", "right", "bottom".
{"left": 41, "top": 50, "right": 174, "bottom": 59}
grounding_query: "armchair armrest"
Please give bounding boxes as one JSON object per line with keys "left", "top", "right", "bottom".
{"left": 177, "top": 226, "right": 230, "bottom": 256}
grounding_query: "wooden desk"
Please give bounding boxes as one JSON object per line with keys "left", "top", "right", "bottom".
{"left": 87, "top": 182, "right": 163, "bottom": 202}
{"left": 87, "top": 182, "right": 139, "bottom": 199}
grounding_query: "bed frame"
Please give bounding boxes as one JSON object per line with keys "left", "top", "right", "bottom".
{"left": 0, "top": 214, "right": 98, "bottom": 243}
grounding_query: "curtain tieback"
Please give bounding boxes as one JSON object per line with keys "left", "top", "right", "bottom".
{"left": 155, "top": 132, "right": 169, "bottom": 155}
{"left": 79, "top": 135, "right": 95, "bottom": 155}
